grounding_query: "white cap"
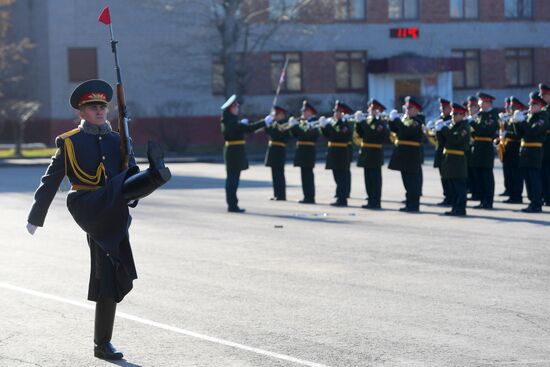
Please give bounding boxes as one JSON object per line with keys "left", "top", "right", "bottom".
{"left": 221, "top": 94, "right": 237, "bottom": 110}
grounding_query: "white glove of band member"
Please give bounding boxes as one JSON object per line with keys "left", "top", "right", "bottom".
{"left": 435, "top": 119, "right": 445, "bottom": 132}
{"left": 354, "top": 111, "right": 366, "bottom": 122}
{"left": 498, "top": 112, "right": 505, "bottom": 120}
{"left": 288, "top": 116, "right": 298, "bottom": 127}
{"left": 389, "top": 109, "right": 400, "bottom": 121}
{"left": 26, "top": 222, "right": 37, "bottom": 235}
{"left": 318, "top": 116, "right": 329, "bottom": 127}
{"left": 239, "top": 118, "right": 249, "bottom": 125}
{"left": 513, "top": 110, "right": 526, "bottom": 122}
{"left": 264, "top": 115, "right": 274, "bottom": 126}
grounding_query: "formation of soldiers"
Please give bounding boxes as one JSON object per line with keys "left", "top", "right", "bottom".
{"left": 221, "top": 83, "right": 550, "bottom": 216}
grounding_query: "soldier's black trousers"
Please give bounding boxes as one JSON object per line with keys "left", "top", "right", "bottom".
{"left": 504, "top": 163, "right": 523, "bottom": 201}
{"left": 448, "top": 178, "right": 467, "bottom": 214}
{"left": 345, "top": 169, "right": 351, "bottom": 198}
{"left": 225, "top": 170, "right": 241, "bottom": 209}
{"left": 523, "top": 168, "right": 543, "bottom": 209}
{"left": 439, "top": 166, "right": 451, "bottom": 202}
{"left": 401, "top": 172, "right": 421, "bottom": 210}
{"left": 271, "top": 167, "right": 286, "bottom": 200}
{"left": 468, "top": 166, "right": 480, "bottom": 198}
{"left": 300, "top": 167, "right": 315, "bottom": 202}
{"left": 332, "top": 169, "right": 349, "bottom": 201}
{"left": 542, "top": 161, "right": 550, "bottom": 204}
{"left": 364, "top": 168, "right": 382, "bottom": 207}
{"left": 473, "top": 168, "right": 494, "bottom": 207}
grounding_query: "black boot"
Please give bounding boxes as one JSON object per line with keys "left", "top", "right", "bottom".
{"left": 123, "top": 141, "right": 171, "bottom": 201}
{"left": 94, "top": 298, "right": 123, "bottom": 360}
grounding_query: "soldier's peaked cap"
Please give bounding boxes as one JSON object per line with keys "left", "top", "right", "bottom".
{"left": 301, "top": 100, "right": 318, "bottom": 115}
{"left": 539, "top": 83, "right": 550, "bottom": 94}
{"left": 405, "top": 96, "right": 422, "bottom": 111}
{"left": 476, "top": 92, "right": 495, "bottom": 102}
{"left": 451, "top": 102, "right": 467, "bottom": 114}
{"left": 466, "top": 95, "right": 478, "bottom": 105}
{"left": 70, "top": 79, "right": 113, "bottom": 109}
{"left": 368, "top": 98, "right": 386, "bottom": 112}
{"left": 529, "top": 91, "right": 547, "bottom": 106}
{"left": 333, "top": 100, "right": 353, "bottom": 114}
{"left": 221, "top": 94, "right": 238, "bottom": 110}
{"left": 510, "top": 97, "right": 527, "bottom": 110}
{"left": 438, "top": 98, "right": 451, "bottom": 106}
{"left": 273, "top": 105, "right": 288, "bottom": 115}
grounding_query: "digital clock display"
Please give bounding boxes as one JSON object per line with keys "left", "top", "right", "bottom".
{"left": 390, "top": 27, "right": 420, "bottom": 39}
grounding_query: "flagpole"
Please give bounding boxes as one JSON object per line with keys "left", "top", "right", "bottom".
{"left": 271, "top": 56, "right": 289, "bottom": 111}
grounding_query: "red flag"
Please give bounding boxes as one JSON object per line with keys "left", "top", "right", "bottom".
{"left": 98, "top": 7, "right": 111, "bottom": 25}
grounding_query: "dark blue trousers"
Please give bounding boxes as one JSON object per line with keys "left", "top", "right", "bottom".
{"left": 364, "top": 168, "right": 382, "bottom": 207}
{"left": 271, "top": 167, "right": 286, "bottom": 200}
{"left": 473, "top": 168, "right": 494, "bottom": 207}
{"left": 401, "top": 172, "right": 421, "bottom": 210}
{"left": 301, "top": 167, "right": 315, "bottom": 202}
{"left": 225, "top": 170, "right": 241, "bottom": 209}
{"left": 504, "top": 164, "right": 523, "bottom": 201}
{"left": 523, "top": 168, "right": 543, "bottom": 210}
{"left": 448, "top": 178, "right": 467, "bottom": 214}
{"left": 332, "top": 169, "right": 349, "bottom": 202}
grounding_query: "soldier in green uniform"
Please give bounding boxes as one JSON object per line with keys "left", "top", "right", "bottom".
{"left": 290, "top": 100, "right": 319, "bottom": 204}
{"left": 515, "top": 91, "right": 548, "bottom": 213}
{"left": 221, "top": 95, "right": 271, "bottom": 212}
{"left": 470, "top": 92, "right": 499, "bottom": 209}
{"left": 264, "top": 105, "right": 290, "bottom": 201}
{"left": 441, "top": 103, "right": 471, "bottom": 216}
{"left": 430, "top": 98, "right": 453, "bottom": 206}
{"left": 355, "top": 99, "right": 388, "bottom": 209}
{"left": 465, "top": 96, "right": 481, "bottom": 201}
{"left": 500, "top": 97, "right": 527, "bottom": 203}
{"left": 539, "top": 83, "right": 550, "bottom": 206}
{"left": 388, "top": 96, "right": 424, "bottom": 212}
{"left": 320, "top": 100, "right": 354, "bottom": 207}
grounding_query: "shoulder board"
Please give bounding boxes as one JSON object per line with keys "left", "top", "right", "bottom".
{"left": 57, "top": 128, "right": 81, "bottom": 140}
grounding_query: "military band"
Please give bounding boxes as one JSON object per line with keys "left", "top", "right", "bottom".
{"left": 216, "top": 85, "right": 549, "bottom": 216}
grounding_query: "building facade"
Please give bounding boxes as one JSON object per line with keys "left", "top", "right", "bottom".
{"left": 6, "top": 0, "right": 550, "bottom": 151}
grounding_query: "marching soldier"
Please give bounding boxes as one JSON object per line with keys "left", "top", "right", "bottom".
{"left": 221, "top": 95, "right": 272, "bottom": 212}
{"left": 388, "top": 96, "right": 425, "bottom": 212}
{"left": 26, "top": 79, "right": 171, "bottom": 360}
{"left": 290, "top": 100, "right": 319, "bottom": 204}
{"left": 320, "top": 100, "right": 354, "bottom": 207}
{"left": 441, "top": 103, "right": 471, "bottom": 216}
{"left": 498, "top": 97, "right": 512, "bottom": 197}
{"left": 500, "top": 97, "right": 527, "bottom": 203}
{"left": 465, "top": 95, "right": 481, "bottom": 201}
{"left": 470, "top": 92, "right": 499, "bottom": 209}
{"left": 264, "top": 105, "right": 290, "bottom": 201}
{"left": 431, "top": 98, "right": 453, "bottom": 206}
{"left": 515, "top": 91, "right": 548, "bottom": 213}
{"left": 539, "top": 83, "right": 550, "bottom": 206}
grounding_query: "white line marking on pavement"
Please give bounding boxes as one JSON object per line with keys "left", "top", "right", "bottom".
{"left": 0, "top": 282, "right": 330, "bottom": 367}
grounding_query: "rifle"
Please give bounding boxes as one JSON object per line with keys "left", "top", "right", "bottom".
{"left": 99, "top": 7, "right": 132, "bottom": 170}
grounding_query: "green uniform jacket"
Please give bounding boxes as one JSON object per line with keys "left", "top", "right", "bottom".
{"left": 264, "top": 121, "right": 290, "bottom": 168}
{"left": 517, "top": 110, "right": 548, "bottom": 169}
{"left": 290, "top": 118, "right": 319, "bottom": 168}
{"left": 355, "top": 116, "right": 388, "bottom": 169}
{"left": 441, "top": 120, "right": 471, "bottom": 179}
{"left": 434, "top": 114, "right": 452, "bottom": 168}
{"left": 502, "top": 115, "right": 521, "bottom": 167}
{"left": 221, "top": 111, "right": 266, "bottom": 171}
{"left": 322, "top": 119, "right": 353, "bottom": 170}
{"left": 470, "top": 109, "right": 499, "bottom": 168}
{"left": 388, "top": 116, "right": 424, "bottom": 174}
{"left": 542, "top": 106, "right": 550, "bottom": 162}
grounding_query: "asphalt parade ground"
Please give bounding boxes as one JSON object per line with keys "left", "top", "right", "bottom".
{"left": 1, "top": 161, "right": 549, "bottom": 367}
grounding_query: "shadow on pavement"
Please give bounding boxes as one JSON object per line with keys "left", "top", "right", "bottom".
{"left": 106, "top": 360, "right": 142, "bottom": 367}
{"left": 244, "top": 211, "right": 351, "bottom": 225}
{"left": 163, "top": 175, "right": 274, "bottom": 190}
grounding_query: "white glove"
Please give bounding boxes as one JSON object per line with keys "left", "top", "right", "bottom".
{"left": 264, "top": 115, "right": 274, "bottom": 126}
{"left": 389, "top": 109, "right": 400, "bottom": 121}
{"left": 513, "top": 110, "right": 525, "bottom": 122}
{"left": 239, "top": 118, "right": 249, "bottom": 125}
{"left": 288, "top": 116, "right": 298, "bottom": 127}
{"left": 435, "top": 119, "right": 445, "bottom": 132}
{"left": 354, "top": 111, "right": 366, "bottom": 122}
{"left": 318, "top": 116, "right": 328, "bottom": 127}
{"left": 498, "top": 112, "right": 505, "bottom": 120}
{"left": 26, "top": 222, "right": 37, "bottom": 235}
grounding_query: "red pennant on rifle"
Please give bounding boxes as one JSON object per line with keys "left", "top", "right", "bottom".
{"left": 98, "top": 7, "right": 111, "bottom": 25}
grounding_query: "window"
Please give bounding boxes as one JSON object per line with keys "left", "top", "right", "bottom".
{"left": 269, "top": 0, "right": 300, "bottom": 20}
{"left": 212, "top": 56, "right": 225, "bottom": 95}
{"left": 505, "top": 0, "right": 532, "bottom": 19}
{"left": 335, "top": 52, "right": 366, "bottom": 91}
{"left": 270, "top": 53, "right": 301, "bottom": 92}
{"left": 452, "top": 50, "right": 480, "bottom": 89}
{"left": 68, "top": 48, "right": 97, "bottom": 82}
{"left": 505, "top": 49, "right": 533, "bottom": 87}
{"left": 335, "top": 0, "right": 365, "bottom": 20}
{"left": 388, "top": 0, "right": 418, "bottom": 20}
{"left": 450, "top": 0, "right": 478, "bottom": 19}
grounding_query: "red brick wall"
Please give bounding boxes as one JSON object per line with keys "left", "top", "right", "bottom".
{"left": 367, "top": 0, "right": 388, "bottom": 23}
{"left": 480, "top": 49, "right": 505, "bottom": 88}
{"left": 534, "top": 48, "right": 550, "bottom": 86}
{"left": 480, "top": 0, "right": 504, "bottom": 22}
{"left": 420, "top": 0, "right": 449, "bottom": 23}
{"left": 533, "top": 0, "right": 550, "bottom": 20}
{"left": 302, "top": 51, "right": 336, "bottom": 93}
